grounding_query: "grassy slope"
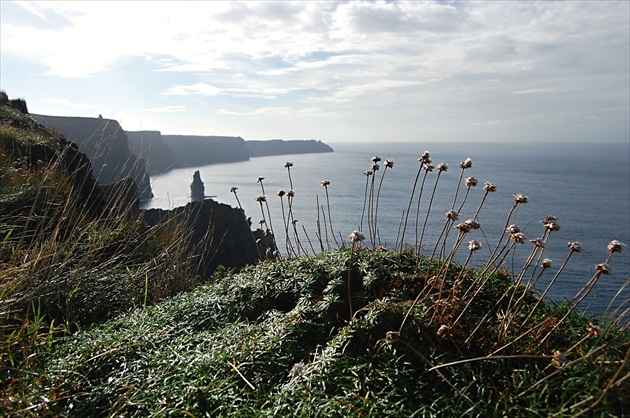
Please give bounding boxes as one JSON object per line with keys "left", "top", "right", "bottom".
{"left": 18, "top": 249, "right": 630, "bottom": 417}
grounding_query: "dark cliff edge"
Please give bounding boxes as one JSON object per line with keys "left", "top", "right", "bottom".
{"left": 32, "top": 115, "right": 153, "bottom": 200}
{"left": 142, "top": 199, "right": 271, "bottom": 278}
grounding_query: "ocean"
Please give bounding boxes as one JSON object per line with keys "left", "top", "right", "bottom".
{"left": 141, "top": 141, "right": 630, "bottom": 321}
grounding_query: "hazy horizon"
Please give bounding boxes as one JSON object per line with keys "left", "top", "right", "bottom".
{"left": 1, "top": 1, "right": 628, "bottom": 143}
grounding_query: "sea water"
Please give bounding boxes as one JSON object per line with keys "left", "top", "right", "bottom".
{"left": 142, "top": 141, "right": 630, "bottom": 321}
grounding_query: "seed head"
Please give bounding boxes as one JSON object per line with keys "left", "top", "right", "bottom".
{"left": 372, "top": 164, "right": 380, "bottom": 171}
{"left": 419, "top": 151, "right": 431, "bottom": 164}
{"left": 513, "top": 193, "right": 528, "bottom": 204}
{"left": 292, "top": 219, "right": 299, "bottom": 224}
{"left": 284, "top": 161, "right": 293, "bottom": 168}
{"left": 511, "top": 232, "right": 527, "bottom": 244}
{"left": 276, "top": 190, "right": 286, "bottom": 197}
{"left": 255, "top": 194, "right": 267, "bottom": 203}
{"left": 423, "top": 163, "right": 435, "bottom": 172}
{"left": 467, "top": 240, "right": 482, "bottom": 252}
{"left": 541, "top": 258, "right": 553, "bottom": 269}
{"left": 530, "top": 237, "right": 546, "bottom": 248}
{"left": 371, "top": 156, "right": 381, "bottom": 163}
{"left": 348, "top": 230, "right": 365, "bottom": 243}
{"left": 445, "top": 210, "right": 459, "bottom": 221}
{"left": 455, "top": 222, "right": 472, "bottom": 233}
{"left": 437, "top": 325, "right": 449, "bottom": 337}
{"left": 230, "top": 186, "right": 238, "bottom": 193}
{"left": 364, "top": 170, "right": 373, "bottom": 176}
{"left": 465, "top": 176, "right": 478, "bottom": 188}
{"left": 437, "top": 162, "right": 448, "bottom": 172}
{"left": 287, "top": 190, "right": 295, "bottom": 198}
{"left": 506, "top": 224, "right": 521, "bottom": 234}
{"left": 464, "top": 219, "right": 480, "bottom": 230}
{"left": 459, "top": 157, "right": 472, "bottom": 169}
{"left": 568, "top": 242, "right": 584, "bottom": 253}
{"left": 257, "top": 176, "right": 265, "bottom": 183}
{"left": 596, "top": 263, "right": 611, "bottom": 275}
{"left": 385, "top": 159, "right": 395, "bottom": 168}
{"left": 607, "top": 240, "right": 625, "bottom": 254}
{"left": 551, "top": 350, "right": 567, "bottom": 368}
{"left": 320, "top": 180, "right": 331, "bottom": 187}
{"left": 587, "top": 323, "right": 604, "bottom": 337}
{"left": 483, "top": 182, "right": 497, "bottom": 192}
{"left": 258, "top": 219, "right": 266, "bottom": 225}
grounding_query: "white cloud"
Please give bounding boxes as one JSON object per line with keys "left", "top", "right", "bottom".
{"left": 141, "top": 105, "right": 187, "bottom": 113}
{"left": 42, "top": 98, "right": 98, "bottom": 110}
{"left": 165, "top": 82, "right": 222, "bottom": 96}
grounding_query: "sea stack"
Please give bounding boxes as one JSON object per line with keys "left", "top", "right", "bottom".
{"left": 190, "top": 170, "right": 205, "bottom": 201}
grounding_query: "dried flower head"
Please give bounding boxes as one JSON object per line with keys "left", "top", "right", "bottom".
{"left": 385, "top": 331, "right": 400, "bottom": 341}
{"left": 437, "top": 162, "right": 448, "bottom": 172}
{"left": 459, "top": 157, "right": 472, "bottom": 169}
{"left": 551, "top": 350, "right": 567, "bottom": 368}
{"left": 419, "top": 151, "right": 431, "bottom": 164}
{"left": 257, "top": 176, "right": 265, "bottom": 182}
{"left": 464, "top": 219, "right": 481, "bottom": 230}
{"left": 541, "top": 258, "right": 553, "bottom": 269}
{"left": 568, "top": 242, "right": 584, "bottom": 253}
{"left": 465, "top": 176, "right": 478, "bottom": 188}
{"left": 513, "top": 193, "right": 528, "bottom": 204}
{"left": 587, "top": 323, "right": 604, "bottom": 337}
{"left": 423, "top": 163, "right": 435, "bottom": 172}
{"left": 607, "top": 240, "right": 625, "bottom": 254}
{"left": 276, "top": 190, "right": 286, "bottom": 197}
{"left": 437, "top": 325, "right": 449, "bottom": 337}
{"left": 506, "top": 224, "right": 521, "bottom": 234}
{"left": 320, "top": 180, "right": 331, "bottom": 187}
{"left": 230, "top": 186, "right": 238, "bottom": 192}
{"left": 364, "top": 170, "right": 373, "bottom": 176}
{"left": 511, "top": 232, "right": 527, "bottom": 244}
{"left": 292, "top": 219, "right": 299, "bottom": 224}
{"left": 348, "top": 230, "right": 365, "bottom": 243}
{"left": 258, "top": 219, "right": 266, "bottom": 225}
{"left": 445, "top": 210, "right": 460, "bottom": 221}
{"left": 596, "top": 263, "right": 611, "bottom": 274}
{"left": 372, "top": 156, "right": 382, "bottom": 163}
{"left": 541, "top": 215, "right": 558, "bottom": 225}
{"left": 372, "top": 164, "right": 380, "bottom": 171}
{"left": 455, "top": 222, "right": 472, "bottom": 233}
{"left": 483, "top": 182, "right": 497, "bottom": 192}
{"left": 385, "top": 159, "right": 395, "bottom": 168}
{"left": 289, "top": 362, "right": 305, "bottom": 378}
{"left": 468, "top": 240, "right": 482, "bottom": 252}
{"left": 284, "top": 161, "right": 293, "bottom": 168}
{"left": 255, "top": 194, "right": 267, "bottom": 203}
{"left": 530, "top": 237, "right": 546, "bottom": 248}
{"left": 287, "top": 190, "right": 295, "bottom": 198}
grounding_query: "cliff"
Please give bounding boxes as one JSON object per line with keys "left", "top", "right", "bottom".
{"left": 126, "top": 130, "right": 333, "bottom": 175}
{"left": 246, "top": 139, "right": 333, "bottom": 157}
{"left": 32, "top": 115, "right": 153, "bottom": 200}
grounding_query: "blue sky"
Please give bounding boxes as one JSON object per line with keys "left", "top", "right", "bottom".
{"left": 1, "top": 1, "right": 628, "bottom": 143}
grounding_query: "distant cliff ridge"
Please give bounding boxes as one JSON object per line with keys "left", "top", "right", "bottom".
{"left": 33, "top": 115, "right": 153, "bottom": 200}
{"left": 246, "top": 139, "right": 333, "bottom": 157}
{"left": 126, "top": 130, "right": 333, "bottom": 175}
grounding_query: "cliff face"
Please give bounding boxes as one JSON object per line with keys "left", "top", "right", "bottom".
{"left": 32, "top": 115, "right": 153, "bottom": 200}
{"left": 126, "top": 130, "right": 177, "bottom": 175}
{"left": 160, "top": 134, "right": 250, "bottom": 167}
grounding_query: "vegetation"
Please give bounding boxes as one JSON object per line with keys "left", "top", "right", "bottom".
{"left": 1, "top": 91, "right": 628, "bottom": 416}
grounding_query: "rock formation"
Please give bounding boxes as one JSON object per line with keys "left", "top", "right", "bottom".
{"left": 190, "top": 170, "right": 205, "bottom": 201}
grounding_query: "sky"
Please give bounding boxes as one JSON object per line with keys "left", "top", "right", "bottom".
{"left": 1, "top": 1, "right": 628, "bottom": 143}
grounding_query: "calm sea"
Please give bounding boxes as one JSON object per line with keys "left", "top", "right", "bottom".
{"left": 142, "top": 141, "right": 629, "bottom": 321}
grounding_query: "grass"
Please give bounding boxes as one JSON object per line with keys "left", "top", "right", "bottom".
{"left": 1, "top": 91, "right": 628, "bottom": 416}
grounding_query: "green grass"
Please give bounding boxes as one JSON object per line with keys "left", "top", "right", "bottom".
{"left": 4, "top": 249, "right": 629, "bottom": 417}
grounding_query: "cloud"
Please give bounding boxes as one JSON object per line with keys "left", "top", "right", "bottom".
{"left": 165, "top": 82, "right": 222, "bottom": 96}
{"left": 42, "top": 98, "right": 98, "bottom": 110}
{"left": 141, "top": 105, "right": 187, "bottom": 113}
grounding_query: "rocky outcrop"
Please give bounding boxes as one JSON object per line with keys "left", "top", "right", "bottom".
{"left": 246, "top": 139, "right": 333, "bottom": 157}
{"left": 142, "top": 199, "right": 267, "bottom": 279}
{"left": 190, "top": 170, "right": 205, "bottom": 202}
{"left": 32, "top": 115, "right": 153, "bottom": 200}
